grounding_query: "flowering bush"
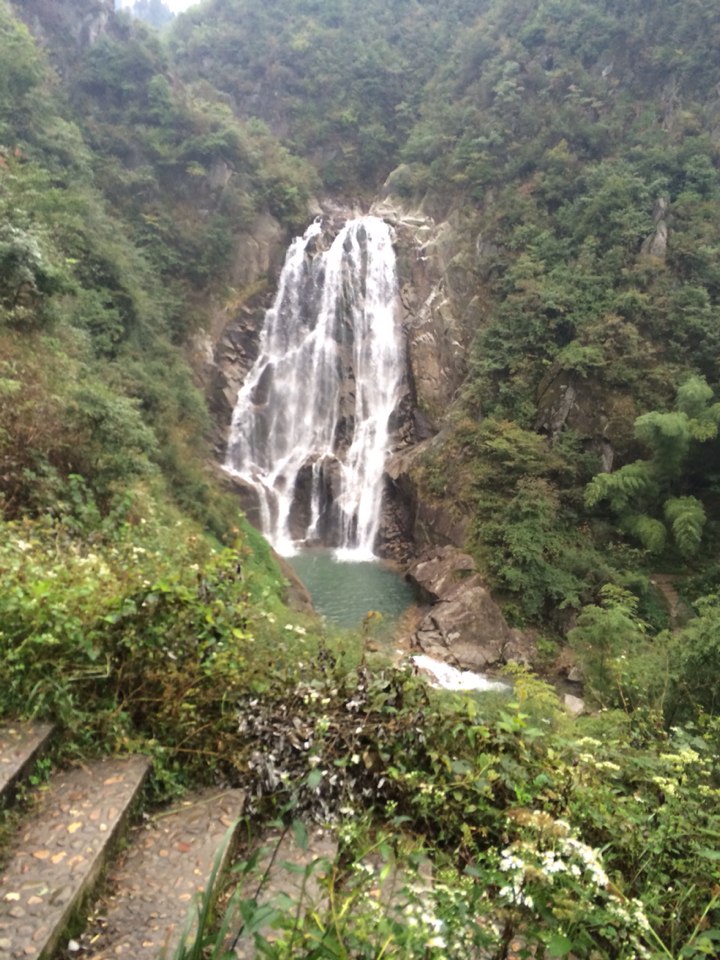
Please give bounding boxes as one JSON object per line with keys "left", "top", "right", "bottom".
{"left": 0, "top": 507, "right": 328, "bottom": 793}
{"left": 495, "top": 809, "right": 654, "bottom": 958}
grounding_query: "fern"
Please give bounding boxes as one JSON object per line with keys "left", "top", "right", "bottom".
{"left": 666, "top": 375, "right": 720, "bottom": 441}
{"left": 634, "top": 410, "right": 691, "bottom": 477}
{"left": 624, "top": 514, "right": 667, "bottom": 554}
{"left": 584, "top": 461, "right": 655, "bottom": 511}
{"left": 664, "top": 496, "right": 706, "bottom": 557}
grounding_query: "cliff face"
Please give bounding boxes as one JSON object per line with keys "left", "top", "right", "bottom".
{"left": 198, "top": 195, "right": 482, "bottom": 558}
{"left": 13, "top": 0, "right": 117, "bottom": 65}
{"left": 191, "top": 213, "right": 287, "bottom": 458}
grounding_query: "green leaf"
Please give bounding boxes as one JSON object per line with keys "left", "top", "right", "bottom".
{"left": 306, "top": 768, "right": 323, "bottom": 790}
{"left": 292, "top": 819, "right": 309, "bottom": 851}
{"left": 451, "top": 759, "right": 472, "bottom": 775}
{"left": 547, "top": 932, "right": 573, "bottom": 957}
{"left": 696, "top": 847, "right": 720, "bottom": 861}
{"left": 665, "top": 496, "right": 706, "bottom": 556}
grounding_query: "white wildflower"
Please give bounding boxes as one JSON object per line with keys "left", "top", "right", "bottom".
{"left": 426, "top": 936, "right": 447, "bottom": 949}
{"left": 500, "top": 853, "right": 525, "bottom": 873}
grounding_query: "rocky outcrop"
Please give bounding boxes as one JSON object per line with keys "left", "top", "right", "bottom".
{"left": 205, "top": 298, "right": 268, "bottom": 452}
{"left": 406, "top": 546, "right": 536, "bottom": 672}
{"left": 371, "top": 197, "right": 476, "bottom": 428}
{"left": 535, "top": 367, "right": 638, "bottom": 470}
{"left": 229, "top": 213, "right": 286, "bottom": 289}
{"left": 15, "top": 0, "right": 116, "bottom": 66}
{"left": 343, "top": 196, "right": 484, "bottom": 557}
{"left": 384, "top": 437, "right": 471, "bottom": 553}
{"left": 641, "top": 197, "right": 669, "bottom": 259}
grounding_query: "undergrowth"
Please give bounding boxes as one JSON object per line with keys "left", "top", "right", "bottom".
{"left": 171, "top": 685, "right": 720, "bottom": 959}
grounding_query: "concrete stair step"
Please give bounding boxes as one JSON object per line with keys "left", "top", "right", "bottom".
{"left": 230, "top": 832, "right": 433, "bottom": 959}
{"left": 232, "top": 827, "right": 338, "bottom": 959}
{"left": 0, "top": 725, "right": 55, "bottom": 808}
{"left": 83, "top": 788, "right": 245, "bottom": 959}
{"left": 0, "top": 755, "right": 150, "bottom": 960}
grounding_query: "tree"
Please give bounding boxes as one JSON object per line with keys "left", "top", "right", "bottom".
{"left": 568, "top": 584, "right": 647, "bottom": 705}
{"left": 665, "top": 594, "right": 720, "bottom": 720}
{"left": 585, "top": 376, "right": 720, "bottom": 557}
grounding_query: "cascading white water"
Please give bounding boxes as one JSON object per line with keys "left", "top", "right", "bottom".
{"left": 224, "top": 216, "right": 402, "bottom": 560}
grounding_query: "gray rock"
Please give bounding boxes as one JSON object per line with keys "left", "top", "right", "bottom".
{"left": 564, "top": 694, "right": 586, "bottom": 717}
{"left": 406, "top": 545, "right": 476, "bottom": 601}
{"left": 641, "top": 197, "right": 669, "bottom": 259}
{"left": 230, "top": 213, "right": 284, "bottom": 288}
{"left": 641, "top": 221, "right": 668, "bottom": 258}
{"left": 370, "top": 197, "right": 473, "bottom": 428}
{"left": 406, "top": 546, "right": 536, "bottom": 672}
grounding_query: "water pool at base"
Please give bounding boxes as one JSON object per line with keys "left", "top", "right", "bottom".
{"left": 287, "top": 549, "right": 415, "bottom": 629}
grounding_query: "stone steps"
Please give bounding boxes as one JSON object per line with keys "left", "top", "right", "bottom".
{"left": 651, "top": 573, "right": 686, "bottom": 626}
{"left": 0, "top": 756, "right": 150, "bottom": 960}
{"left": 0, "top": 725, "right": 55, "bottom": 808}
{"left": 83, "top": 789, "right": 245, "bottom": 959}
{"left": 0, "top": 725, "right": 246, "bottom": 960}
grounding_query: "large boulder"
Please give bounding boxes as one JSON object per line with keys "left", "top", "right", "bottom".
{"left": 406, "top": 546, "right": 535, "bottom": 671}
{"left": 406, "top": 545, "right": 477, "bottom": 601}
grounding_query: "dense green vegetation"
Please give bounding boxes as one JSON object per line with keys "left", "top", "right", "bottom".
{"left": 378, "top": 0, "right": 720, "bottom": 665}
{"left": 2, "top": 0, "right": 720, "bottom": 956}
{"left": 169, "top": 0, "right": 486, "bottom": 189}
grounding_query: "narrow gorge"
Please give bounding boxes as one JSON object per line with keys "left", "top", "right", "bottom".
{"left": 213, "top": 203, "right": 531, "bottom": 677}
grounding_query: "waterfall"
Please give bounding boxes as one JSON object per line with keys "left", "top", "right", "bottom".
{"left": 224, "top": 216, "right": 402, "bottom": 560}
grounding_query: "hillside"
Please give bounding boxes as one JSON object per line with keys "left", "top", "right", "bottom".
{"left": 169, "top": 0, "right": 486, "bottom": 189}
{"left": 167, "top": 0, "right": 720, "bottom": 648}
{"left": 0, "top": 0, "right": 323, "bottom": 769}
{"left": 1, "top": 0, "right": 720, "bottom": 956}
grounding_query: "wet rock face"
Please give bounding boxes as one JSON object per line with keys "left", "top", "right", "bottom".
{"left": 377, "top": 473, "right": 416, "bottom": 562}
{"left": 371, "top": 199, "right": 473, "bottom": 429}
{"left": 201, "top": 198, "right": 477, "bottom": 559}
{"left": 385, "top": 438, "right": 471, "bottom": 554}
{"left": 206, "top": 303, "right": 269, "bottom": 457}
{"left": 406, "top": 546, "right": 536, "bottom": 672}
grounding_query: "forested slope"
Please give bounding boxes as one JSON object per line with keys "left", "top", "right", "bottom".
{"left": 398, "top": 0, "right": 720, "bottom": 665}
{"left": 170, "top": 0, "right": 485, "bottom": 189}
{"left": 396, "top": 0, "right": 720, "bottom": 643}
{"left": 0, "top": 0, "right": 320, "bottom": 783}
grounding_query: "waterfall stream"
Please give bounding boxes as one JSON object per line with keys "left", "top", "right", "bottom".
{"left": 224, "top": 216, "right": 402, "bottom": 560}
